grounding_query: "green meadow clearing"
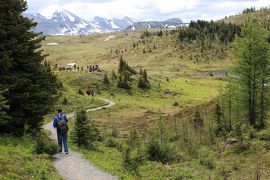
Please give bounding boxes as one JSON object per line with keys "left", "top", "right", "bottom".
{"left": 40, "top": 29, "right": 270, "bottom": 179}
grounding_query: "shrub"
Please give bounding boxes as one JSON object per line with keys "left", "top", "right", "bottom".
{"left": 111, "top": 70, "right": 117, "bottom": 81}
{"left": 128, "top": 129, "right": 138, "bottom": 150}
{"left": 122, "top": 147, "right": 143, "bottom": 173}
{"left": 103, "top": 73, "right": 110, "bottom": 86}
{"left": 258, "top": 129, "right": 270, "bottom": 141}
{"left": 199, "top": 157, "right": 215, "bottom": 169}
{"left": 146, "top": 140, "right": 179, "bottom": 164}
{"left": 105, "top": 138, "right": 119, "bottom": 148}
{"left": 78, "top": 89, "right": 84, "bottom": 95}
{"left": 214, "top": 104, "right": 230, "bottom": 136}
{"left": 72, "top": 110, "right": 100, "bottom": 149}
{"left": 234, "top": 124, "right": 250, "bottom": 153}
{"left": 112, "top": 126, "right": 119, "bottom": 137}
{"left": 35, "top": 136, "right": 58, "bottom": 156}
{"left": 62, "top": 97, "right": 68, "bottom": 105}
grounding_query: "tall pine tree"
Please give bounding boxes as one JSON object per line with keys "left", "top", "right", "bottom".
{"left": 0, "top": 0, "right": 58, "bottom": 135}
{"left": 233, "top": 22, "right": 270, "bottom": 128}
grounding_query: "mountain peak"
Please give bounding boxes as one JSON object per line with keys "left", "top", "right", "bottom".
{"left": 54, "top": 8, "right": 70, "bottom": 14}
{"left": 24, "top": 10, "right": 183, "bottom": 35}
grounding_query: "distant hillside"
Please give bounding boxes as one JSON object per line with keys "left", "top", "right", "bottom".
{"left": 221, "top": 7, "right": 270, "bottom": 30}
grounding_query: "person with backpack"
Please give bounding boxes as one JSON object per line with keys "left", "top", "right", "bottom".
{"left": 53, "top": 109, "right": 69, "bottom": 154}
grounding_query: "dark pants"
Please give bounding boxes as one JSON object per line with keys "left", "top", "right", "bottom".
{"left": 57, "top": 129, "right": 68, "bottom": 152}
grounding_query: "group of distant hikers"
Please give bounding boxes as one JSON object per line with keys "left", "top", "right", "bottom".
{"left": 53, "top": 87, "right": 95, "bottom": 154}
{"left": 87, "top": 65, "right": 99, "bottom": 72}
{"left": 57, "top": 64, "right": 99, "bottom": 73}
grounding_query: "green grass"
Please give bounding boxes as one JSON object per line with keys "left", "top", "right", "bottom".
{"left": 0, "top": 136, "right": 61, "bottom": 180}
{"left": 41, "top": 29, "right": 270, "bottom": 179}
{"left": 68, "top": 113, "right": 270, "bottom": 179}
{"left": 71, "top": 142, "right": 134, "bottom": 180}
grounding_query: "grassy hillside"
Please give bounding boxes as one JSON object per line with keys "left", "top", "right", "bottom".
{"left": 41, "top": 17, "right": 270, "bottom": 179}
{"left": 222, "top": 7, "right": 270, "bottom": 30}
{"left": 0, "top": 136, "right": 61, "bottom": 180}
{"left": 43, "top": 29, "right": 229, "bottom": 134}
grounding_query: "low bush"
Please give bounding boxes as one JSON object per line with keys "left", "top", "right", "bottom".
{"left": 62, "top": 97, "right": 68, "bottom": 105}
{"left": 146, "top": 140, "right": 179, "bottom": 164}
{"left": 35, "top": 136, "right": 58, "bottom": 156}
{"left": 78, "top": 89, "right": 84, "bottom": 95}
{"left": 105, "top": 138, "right": 120, "bottom": 148}
{"left": 199, "top": 157, "right": 215, "bottom": 169}
{"left": 173, "top": 101, "right": 179, "bottom": 107}
{"left": 258, "top": 129, "right": 270, "bottom": 141}
{"left": 122, "top": 147, "right": 143, "bottom": 173}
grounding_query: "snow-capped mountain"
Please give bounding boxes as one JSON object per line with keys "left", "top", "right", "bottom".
{"left": 24, "top": 9, "right": 183, "bottom": 35}
{"left": 24, "top": 10, "right": 104, "bottom": 35}
{"left": 126, "top": 18, "right": 184, "bottom": 30}
{"left": 92, "top": 16, "right": 138, "bottom": 31}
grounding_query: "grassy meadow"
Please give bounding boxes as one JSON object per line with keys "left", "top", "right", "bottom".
{"left": 43, "top": 30, "right": 228, "bottom": 134}
{"left": 41, "top": 28, "right": 270, "bottom": 179}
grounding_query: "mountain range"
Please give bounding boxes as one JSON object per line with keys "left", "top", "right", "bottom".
{"left": 24, "top": 9, "right": 184, "bottom": 36}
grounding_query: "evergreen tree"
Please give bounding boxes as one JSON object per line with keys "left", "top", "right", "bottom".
{"left": 193, "top": 111, "right": 203, "bottom": 130}
{"left": 72, "top": 110, "right": 88, "bottom": 147}
{"left": 121, "top": 63, "right": 128, "bottom": 76}
{"left": 214, "top": 104, "right": 227, "bottom": 136}
{"left": 138, "top": 77, "right": 147, "bottom": 89}
{"left": 103, "top": 73, "right": 110, "bottom": 86}
{"left": 142, "top": 69, "right": 149, "bottom": 83}
{"left": 123, "top": 72, "right": 131, "bottom": 89}
{"left": 72, "top": 110, "right": 100, "bottom": 148}
{"left": 0, "top": 0, "right": 58, "bottom": 135}
{"left": 138, "top": 69, "right": 151, "bottom": 90}
{"left": 118, "top": 56, "right": 124, "bottom": 73}
{"left": 220, "top": 81, "right": 235, "bottom": 131}
{"left": 117, "top": 75, "right": 123, "bottom": 88}
{"left": 111, "top": 70, "right": 117, "bottom": 81}
{"left": 232, "top": 22, "right": 270, "bottom": 128}
{"left": 139, "top": 68, "right": 143, "bottom": 75}
{"left": 118, "top": 73, "right": 131, "bottom": 89}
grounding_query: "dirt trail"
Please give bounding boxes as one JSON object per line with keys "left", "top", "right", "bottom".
{"left": 44, "top": 98, "right": 117, "bottom": 180}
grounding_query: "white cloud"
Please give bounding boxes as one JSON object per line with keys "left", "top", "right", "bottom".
{"left": 26, "top": 0, "right": 270, "bottom": 21}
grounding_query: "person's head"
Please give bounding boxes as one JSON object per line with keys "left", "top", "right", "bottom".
{"left": 57, "top": 109, "right": 63, "bottom": 119}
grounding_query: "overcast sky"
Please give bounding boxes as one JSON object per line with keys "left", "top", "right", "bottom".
{"left": 26, "top": 0, "right": 270, "bottom": 22}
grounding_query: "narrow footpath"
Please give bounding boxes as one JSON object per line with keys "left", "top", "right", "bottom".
{"left": 44, "top": 98, "right": 117, "bottom": 180}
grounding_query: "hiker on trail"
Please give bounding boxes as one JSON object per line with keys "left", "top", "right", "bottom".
{"left": 53, "top": 109, "right": 69, "bottom": 154}
{"left": 86, "top": 88, "right": 92, "bottom": 95}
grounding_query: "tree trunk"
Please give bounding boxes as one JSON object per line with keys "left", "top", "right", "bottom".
{"left": 252, "top": 71, "right": 256, "bottom": 126}
{"left": 259, "top": 79, "right": 265, "bottom": 128}
{"left": 228, "top": 89, "right": 232, "bottom": 131}
{"left": 249, "top": 90, "right": 253, "bottom": 126}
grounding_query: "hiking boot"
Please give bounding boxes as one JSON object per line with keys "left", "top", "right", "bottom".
{"left": 65, "top": 151, "right": 69, "bottom": 154}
